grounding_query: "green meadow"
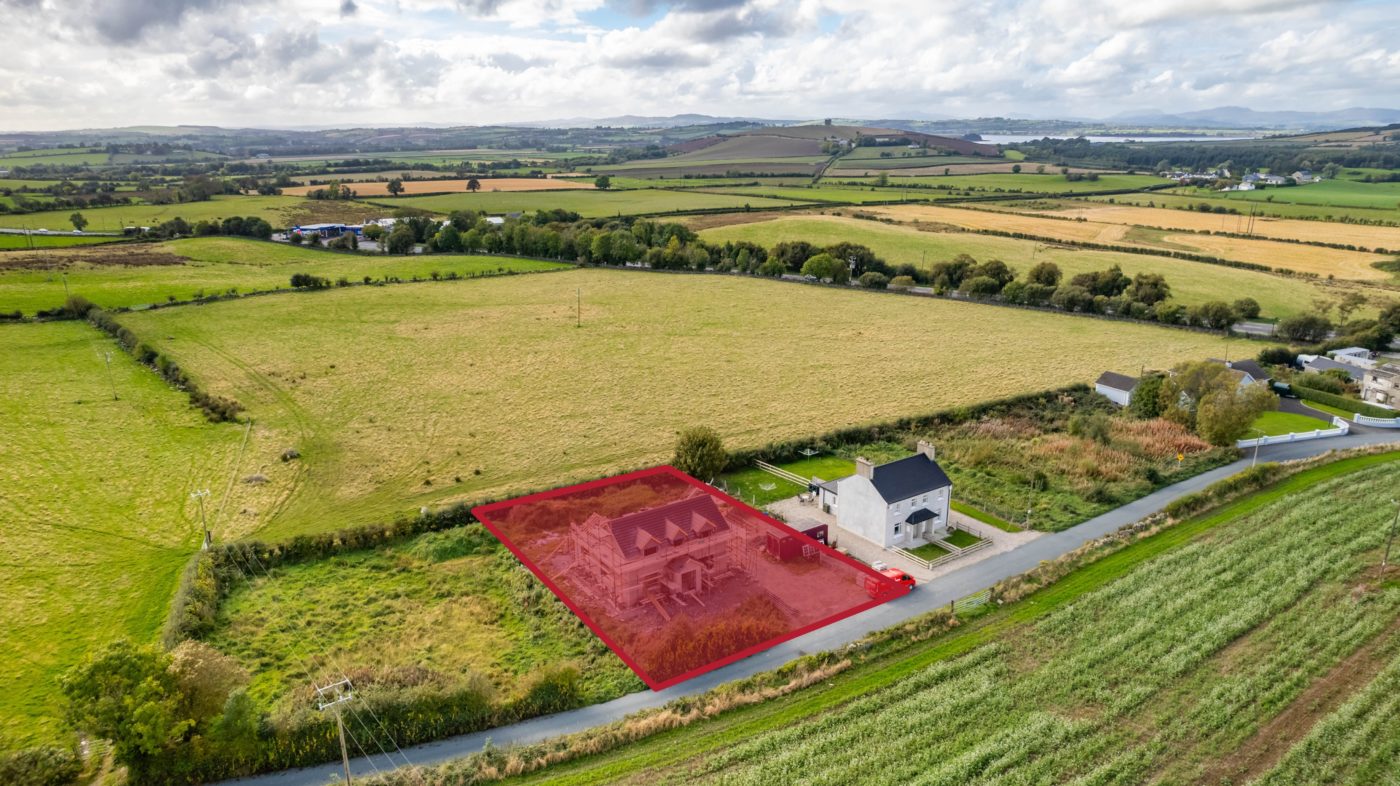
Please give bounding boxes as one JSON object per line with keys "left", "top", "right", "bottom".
{"left": 377, "top": 188, "right": 817, "bottom": 217}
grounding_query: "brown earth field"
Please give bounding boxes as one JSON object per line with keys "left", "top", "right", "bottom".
{"left": 281, "top": 177, "right": 595, "bottom": 197}
{"left": 990, "top": 199, "right": 1400, "bottom": 255}
{"left": 0, "top": 245, "right": 184, "bottom": 271}
{"left": 863, "top": 204, "right": 1397, "bottom": 281}
{"left": 592, "top": 162, "right": 824, "bottom": 178}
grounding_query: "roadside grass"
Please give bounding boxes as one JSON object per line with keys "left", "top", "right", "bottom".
{"left": 951, "top": 500, "right": 1022, "bottom": 532}
{"left": 372, "top": 188, "right": 817, "bottom": 217}
{"left": 0, "top": 237, "right": 570, "bottom": 315}
{"left": 1300, "top": 399, "right": 1358, "bottom": 420}
{"left": 500, "top": 450, "right": 1400, "bottom": 786}
{"left": 1249, "top": 410, "right": 1334, "bottom": 437}
{"left": 116, "top": 268, "right": 1236, "bottom": 540}
{"left": 698, "top": 213, "right": 1341, "bottom": 318}
{"left": 0, "top": 321, "right": 260, "bottom": 745}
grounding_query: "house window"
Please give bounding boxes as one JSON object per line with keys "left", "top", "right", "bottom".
{"left": 642, "top": 546, "right": 658, "bottom": 557}
{"left": 893, "top": 523, "right": 902, "bottom": 536}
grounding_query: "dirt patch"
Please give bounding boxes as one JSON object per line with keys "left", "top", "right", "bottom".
{"left": 283, "top": 201, "right": 384, "bottom": 226}
{"left": 1201, "top": 612, "right": 1400, "bottom": 785}
{"left": 0, "top": 246, "right": 186, "bottom": 271}
{"left": 680, "top": 209, "right": 824, "bottom": 231}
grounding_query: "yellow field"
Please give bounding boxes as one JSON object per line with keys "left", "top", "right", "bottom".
{"left": 863, "top": 204, "right": 1394, "bottom": 281}
{"left": 281, "top": 177, "right": 594, "bottom": 197}
{"left": 1002, "top": 201, "right": 1400, "bottom": 259}
{"left": 120, "top": 269, "right": 1240, "bottom": 540}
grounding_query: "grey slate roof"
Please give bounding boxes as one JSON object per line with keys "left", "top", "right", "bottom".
{"left": 601, "top": 495, "right": 730, "bottom": 560}
{"left": 1302, "top": 356, "right": 1366, "bottom": 380}
{"left": 905, "top": 507, "right": 938, "bottom": 524}
{"left": 1095, "top": 371, "right": 1139, "bottom": 392}
{"left": 867, "top": 453, "right": 952, "bottom": 504}
{"left": 1227, "top": 359, "right": 1271, "bottom": 382}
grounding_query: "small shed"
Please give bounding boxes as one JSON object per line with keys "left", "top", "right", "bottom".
{"left": 1095, "top": 371, "right": 1139, "bottom": 407}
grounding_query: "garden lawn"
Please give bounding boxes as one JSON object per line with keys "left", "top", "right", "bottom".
{"left": 1250, "top": 410, "right": 1333, "bottom": 437}
{"left": 0, "top": 237, "right": 570, "bottom": 315}
{"left": 117, "top": 268, "right": 1237, "bottom": 540}
{"left": 0, "top": 321, "right": 261, "bottom": 745}
{"left": 699, "top": 213, "right": 1345, "bottom": 319}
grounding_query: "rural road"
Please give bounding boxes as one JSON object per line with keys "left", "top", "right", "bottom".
{"left": 219, "top": 428, "right": 1400, "bottom": 786}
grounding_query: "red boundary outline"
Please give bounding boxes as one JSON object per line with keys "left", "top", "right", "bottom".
{"left": 472, "top": 465, "right": 909, "bottom": 691}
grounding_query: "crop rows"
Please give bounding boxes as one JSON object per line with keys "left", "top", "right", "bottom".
{"left": 652, "top": 464, "right": 1400, "bottom": 785}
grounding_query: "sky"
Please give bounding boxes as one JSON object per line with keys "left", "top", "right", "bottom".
{"left": 2, "top": 0, "right": 1399, "bottom": 131}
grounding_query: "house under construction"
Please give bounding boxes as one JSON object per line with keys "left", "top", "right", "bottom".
{"left": 569, "top": 493, "right": 750, "bottom": 611}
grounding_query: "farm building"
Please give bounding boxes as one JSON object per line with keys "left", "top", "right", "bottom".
{"left": 1299, "top": 354, "right": 1371, "bottom": 381}
{"left": 291, "top": 223, "right": 354, "bottom": 238}
{"left": 817, "top": 441, "right": 952, "bottom": 549}
{"left": 569, "top": 493, "right": 741, "bottom": 610}
{"left": 1095, "top": 371, "right": 1139, "bottom": 406}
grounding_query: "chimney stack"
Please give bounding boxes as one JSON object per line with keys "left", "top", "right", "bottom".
{"left": 917, "top": 440, "right": 936, "bottom": 461}
{"left": 855, "top": 456, "right": 873, "bottom": 479}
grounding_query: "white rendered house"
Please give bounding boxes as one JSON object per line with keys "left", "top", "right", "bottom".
{"left": 817, "top": 441, "right": 952, "bottom": 549}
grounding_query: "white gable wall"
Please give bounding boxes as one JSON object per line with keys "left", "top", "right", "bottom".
{"left": 832, "top": 476, "right": 951, "bottom": 549}
{"left": 1095, "top": 383, "right": 1131, "bottom": 407}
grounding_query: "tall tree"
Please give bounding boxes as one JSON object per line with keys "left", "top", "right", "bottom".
{"left": 386, "top": 178, "right": 404, "bottom": 197}
{"left": 69, "top": 212, "right": 87, "bottom": 232}
{"left": 466, "top": 178, "right": 481, "bottom": 192}
{"left": 672, "top": 426, "right": 727, "bottom": 481}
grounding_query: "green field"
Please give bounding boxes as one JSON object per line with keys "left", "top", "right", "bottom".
{"left": 693, "top": 184, "right": 958, "bottom": 204}
{"left": 1081, "top": 191, "right": 1400, "bottom": 224}
{"left": 0, "top": 322, "right": 253, "bottom": 743}
{"left": 0, "top": 148, "right": 111, "bottom": 166}
{"left": 1171, "top": 179, "right": 1400, "bottom": 210}
{"left": 0, "top": 233, "right": 125, "bottom": 250}
{"left": 208, "top": 524, "right": 639, "bottom": 718}
{"left": 498, "top": 452, "right": 1400, "bottom": 786}
{"left": 0, "top": 195, "right": 327, "bottom": 232}
{"left": 0, "top": 237, "right": 571, "bottom": 315}
{"left": 698, "top": 214, "right": 1340, "bottom": 318}
{"left": 377, "top": 188, "right": 817, "bottom": 217}
{"left": 834, "top": 173, "right": 1163, "bottom": 193}
{"left": 116, "top": 269, "right": 1235, "bottom": 540}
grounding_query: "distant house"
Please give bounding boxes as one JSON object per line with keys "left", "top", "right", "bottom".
{"left": 1292, "top": 170, "right": 1321, "bottom": 184}
{"left": 1361, "top": 364, "right": 1400, "bottom": 408}
{"left": 1301, "top": 354, "right": 1371, "bottom": 381}
{"left": 1095, "top": 371, "right": 1140, "bottom": 406}
{"left": 569, "top": 493, "right": 739, "bottom": 610}
{"left": 1329, "top": 346, "right": 1373, "bottom": 362}
{"left": 485, "top": 216, "right": 506, "bottom": 226}
{"left": 1242, "top": 173, "right": 1263, "bottom": 184}
{"left": 1209, "top": 358, "right": 1271, "bottom": 387}
{"left": 817, "top": 441, "right": 952, "bottom": 550}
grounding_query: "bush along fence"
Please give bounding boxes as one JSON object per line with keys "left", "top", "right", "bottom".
{"left": 85, "top": 307, "right": 244, "bottom": 422}
{"left": 1236, "top": 415, "right": 1349, "bottom": 448}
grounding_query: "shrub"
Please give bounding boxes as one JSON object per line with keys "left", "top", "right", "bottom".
{"left": 672, "top": 426, "right": 728, "bottom": 480}
{"left": 858, "top": 271, "right": 889, "bottom": 289}
{"left": 1290, "top": 385, "right": 1394, "bottom": 418}
{"left": 1293, "top": 372, "right": 1345, "bottom": 395}
{"left": 888, "top": 275, "right": 916, "bottom": 291}
{"left": 289, "top": 273, "right": 331, "bottom": 289}
{"left": 63, "top": 294, "right": 95, "bottom": 319}
{"left": 1278, "top": 313, "right": 1333, "bottom": 342}
{"left": 962, "top": 275, "right": 1003, "bottom": 297}
{"left": 1257, "top": 346, "right": 1296, "bottom": 367}
{"left": 1232, "top": 297, "right": 1262, "bottom": 320}
{"left": 0, "top": 746, "right": 82, "bottom": 786}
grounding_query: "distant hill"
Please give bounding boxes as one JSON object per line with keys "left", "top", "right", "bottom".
{"left": 1110, "top": 106, "right": 1400, "bottom": 131}
{"left": 510, "top": 114, "right": 779, "bottom": 129}
{"left": 737, "top": 124, "right": 999, "bottom": 156}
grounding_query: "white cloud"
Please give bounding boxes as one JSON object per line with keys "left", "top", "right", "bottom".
{"left": 0, "top": 0, "right": 1395, "bottom": 129}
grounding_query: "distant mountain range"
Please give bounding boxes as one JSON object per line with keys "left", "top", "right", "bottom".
{"left": 508, "top": 114, "right": 781, "bottom": 129}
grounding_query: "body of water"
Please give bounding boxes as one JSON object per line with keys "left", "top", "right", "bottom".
{"left": 977, "top": 134, "right": 1258, "bottom": 144}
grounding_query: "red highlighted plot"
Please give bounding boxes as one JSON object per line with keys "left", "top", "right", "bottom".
{"left": 473, "top": 466, "right": 908, "bottom": 690}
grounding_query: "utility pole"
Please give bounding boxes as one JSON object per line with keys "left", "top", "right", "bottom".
{"left": 190, "top": 489, "right": 211, "bottom": 549}
{"left": 317, "top": 679, "right": 356, "bottom": 785}
{"left": 575, "top": 287, "right": 581, "bottom": 328}
{"left": 102, "top": 351, "right": 118, "bottom": 400}
{"left": 1381, "top": 499, "right": 1400, "bottom": 580}
{"left": 61, "top": 272, "right": 70, "bottom": 299}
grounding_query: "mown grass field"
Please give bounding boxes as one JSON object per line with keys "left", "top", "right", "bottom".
{"left": 697, "top": 214, "right": 1354, "bottom": 318}
{"left": 119, "top": 269, "right": 1236, "bottom": 540}
{"left": 0, "top": 237, "right": 571, "bottom": 315}
{"left": 692, "top": 184, "right": 962, "bottom": 204}
{"left": 861, "top": 203, "right": 1396, "bottom": 280}
{"left": 1080, "top": 191, "right": 1400, "bottom": 224}
{"left": 497, "top": 452, "right": 1400, "bottom": 786}
{"left": 1250, "top": 410, "right": 1332, "bottom": 437}
{"left": 376, "top": 188, "right": 817, "bottom": 217}
{"left": 856, "top": 172, "right": 1162, "bottom": 194}
{"left": 993, "top": 199, "right": 1400, "bottom": 257}
{"left": 0, "top": 322, "right": 261, "bottom": 744}
{"left": 0, "top": 148, "right": 111, "bottom": 166}
{"left": 0, "top": 195, "right": 325, "bottom": 232}
{"left": 281, "top": 178, "right": 595, "bottom": 197}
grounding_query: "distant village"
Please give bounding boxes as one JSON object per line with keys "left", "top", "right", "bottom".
{"left": 1162, "top": 166, "right": 1325, "bottom": 190}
